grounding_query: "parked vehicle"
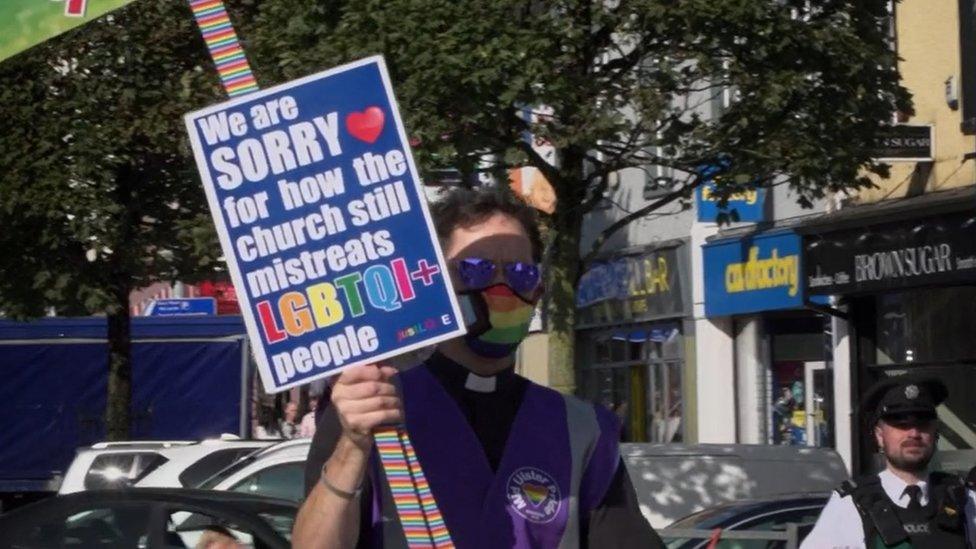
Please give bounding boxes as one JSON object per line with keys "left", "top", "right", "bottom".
{"left": 660, "top": 492, "right": 829, "bottom": 548}
{"left": 621, "top": 443, "right": 847, "bottom": 528}
{"left": 138, "top": 438, "right": 274, "bottom": 489}
{"left": 0, "top": 316, "right": 253, "bottom": 511}
{"left": 199, "top": 439, "right": 311, "bottom": 502}
{"left": 0, "top": 488, "right": 297, "bottom": 549}
{"left": 58, "top": 436, "right": 273, "bottom": 494}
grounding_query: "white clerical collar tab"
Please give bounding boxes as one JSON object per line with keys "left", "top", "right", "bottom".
{"left": 464, "top": 372, "right": 497, "bottom": 393}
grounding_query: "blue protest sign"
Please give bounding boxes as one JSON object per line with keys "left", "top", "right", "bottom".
{"left": 696, "top": 183, "right": 767, "bottom": 223}
{"left": 703, "top": 231, "right": 812, "bottom": 317}
{"left": 184, "top": 56, "right": 465, "bottom": 393}
{"left": 146, "top": 298, "right": 217, "bottom": 317}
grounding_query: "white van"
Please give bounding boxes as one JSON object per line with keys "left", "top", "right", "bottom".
{"left": 621, "top": 443, "right": 848, "bottom": 528}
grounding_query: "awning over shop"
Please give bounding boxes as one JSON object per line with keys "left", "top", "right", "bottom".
{"left": 703, "top": 230, "right": 822, "bottom": 317}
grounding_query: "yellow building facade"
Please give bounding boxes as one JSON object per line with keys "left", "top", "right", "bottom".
{"left": 802, "top": 0, "right": 976, "bottom": 475}
{"left": 858, "top": 0, "right": 975, "bottom": 202}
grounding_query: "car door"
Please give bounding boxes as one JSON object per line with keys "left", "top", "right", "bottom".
{"left": 0, "top": 493, "right": 294, "bottom": 549}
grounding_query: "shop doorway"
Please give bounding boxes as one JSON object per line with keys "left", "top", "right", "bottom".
{"left": 771, "top": 360, "right": 833, "bottom": 447}
{"left": 803, "top": 362, "right": 832, "bottom": 448}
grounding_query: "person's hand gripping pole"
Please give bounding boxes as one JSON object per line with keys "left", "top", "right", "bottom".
{"left": 331, "top": 365, "right": 454, "bottom": 548}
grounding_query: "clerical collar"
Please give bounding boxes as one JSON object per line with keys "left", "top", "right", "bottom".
{"left": 464, "top": 372, "right": 496, "bottom": 393}
{"left": 425, "top": 352, "right": 515, "bottom": 394}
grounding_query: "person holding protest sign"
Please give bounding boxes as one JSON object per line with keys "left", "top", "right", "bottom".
{"left": 293, "top": 187, "right": 661, "bottom": 548}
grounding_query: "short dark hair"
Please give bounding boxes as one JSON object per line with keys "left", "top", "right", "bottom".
{"left": 430, "top": 186, "right": 543, "bottom": 262}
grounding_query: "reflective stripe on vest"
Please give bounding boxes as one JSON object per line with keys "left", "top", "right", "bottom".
{"left": 557, "top": 393, "right": 601, "bottom": 549}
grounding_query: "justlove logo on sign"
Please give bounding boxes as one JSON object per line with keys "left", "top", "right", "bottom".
{"left": 185, "top": 56, "right": 465, "bottom": 392}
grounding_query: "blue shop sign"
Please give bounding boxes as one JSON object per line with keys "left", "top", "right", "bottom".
{"left": 704, "top": 231, "right": 818, "bottom": 317}
{"left": 696, "top": 183, "right": 768, "bottom": 223}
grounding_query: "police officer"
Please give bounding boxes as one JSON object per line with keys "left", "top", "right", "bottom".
{"left": 802, "top": 375, "right": 976, "bottom": 548}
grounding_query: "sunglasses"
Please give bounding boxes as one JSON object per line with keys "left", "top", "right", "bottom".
{"left": 883, "top": 414, "right": 936, "bottom": 430}
{"left": 454, "top": 257, "right": 541, "bottom": 295}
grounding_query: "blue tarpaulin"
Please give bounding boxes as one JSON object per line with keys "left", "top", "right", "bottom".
{"left": 0, "top": 317, "right": 248, "bottom": 483}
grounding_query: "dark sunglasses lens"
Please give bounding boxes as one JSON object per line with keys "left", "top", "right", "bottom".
{"left": 886, "top": 414, "right": 935, "bottom": 429}
{"left": 457, "top": 258, "right": 496, "bottom": 289}
{"left": 504, "top": 262, "right": 540, "bottom": 294}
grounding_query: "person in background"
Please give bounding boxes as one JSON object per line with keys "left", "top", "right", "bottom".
{"left": 194, "top": 525, "right": 244, "bottom": 549}
{"left": 299, "top": 398, "right": 319, "bottom": 438}
{"left": 279, "top": 401, "right": 300, "bottom": 439}
{"left": 254, "top": 405, "right": 282, "bottom": 439}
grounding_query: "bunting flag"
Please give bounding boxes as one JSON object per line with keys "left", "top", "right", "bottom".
{"left": 0, "top": 0, "right": 136, "bottom": 62}
{"left": 188, "top": 0, "right": 258, "bottom": 97}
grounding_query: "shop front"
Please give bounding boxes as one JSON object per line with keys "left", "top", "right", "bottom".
{"left": 575, "top": 244, "right": 691, "bottom": 443}
{"left": 803, "top": 202, "right": 976, "bottom": 473}
{"left": 703, "top": 230, "right": 833, "bottom": 447}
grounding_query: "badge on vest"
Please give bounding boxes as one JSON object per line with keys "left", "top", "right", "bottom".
{"left": 506, "top": 467, "right": 562, "bottom": 523}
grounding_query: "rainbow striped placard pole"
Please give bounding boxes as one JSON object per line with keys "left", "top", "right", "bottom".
{"left": 375, "top": 427, "right": 455, "bottom": 547}
{"left": 188, "top": 0, "right": 258, "bottom": 97}
{"left": 187, "top": 3, "right": 453, "bottom": 546}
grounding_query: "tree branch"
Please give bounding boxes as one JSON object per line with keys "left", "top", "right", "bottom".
{"left": 581, "top": 174, "right": 702, "bottom": 266}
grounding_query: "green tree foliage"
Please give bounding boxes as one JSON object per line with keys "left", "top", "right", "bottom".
{"left": 245, "top": 0, "right": 909, "bottom": 392}
{"left": 0, "top": 1, "right": 225, "bottom": 438}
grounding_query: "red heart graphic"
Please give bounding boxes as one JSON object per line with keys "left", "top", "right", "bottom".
{"left": 345, "top": 106, "right": 385, "bottom": 143}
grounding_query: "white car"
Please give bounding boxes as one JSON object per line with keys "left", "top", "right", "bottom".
{"left": 59, "top": 436, "right": 273, "bottom": 494}
{"left": 197, "top": 438, "right": 311, "bottom": 502}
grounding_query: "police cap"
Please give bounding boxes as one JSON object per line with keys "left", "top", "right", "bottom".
{"left": 861, "top": 375, "right": 948, "bottom": 424}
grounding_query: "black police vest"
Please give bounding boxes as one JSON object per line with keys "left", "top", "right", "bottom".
{"left": 838, "top": 472, "right": 968, "bottom": 549}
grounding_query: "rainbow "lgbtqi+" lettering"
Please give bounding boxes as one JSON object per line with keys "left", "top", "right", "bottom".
{"left": 255, "top": 257, "right": 442, "bottom": 344}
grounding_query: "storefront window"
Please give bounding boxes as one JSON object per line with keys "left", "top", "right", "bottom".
{"left": 578, "top": 323, "right": 683, "bottom": 443}
{"left": 875, "top": 287, "right": 976, "bottom": 365}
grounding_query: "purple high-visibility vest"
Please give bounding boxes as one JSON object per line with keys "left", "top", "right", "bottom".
{"left": 367, "top": 365, "right": 621, "bottom": 548}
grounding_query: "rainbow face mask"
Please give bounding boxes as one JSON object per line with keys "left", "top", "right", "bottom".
{"left": 462, "top": 284, "right": 537, "bottom": 359}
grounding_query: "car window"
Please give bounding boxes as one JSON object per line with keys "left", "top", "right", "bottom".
{"left": 199, "top": 454, "right": 260, "bottom": 490}
{"left": 84, "top": 452, "right": 169, "bottom": 490}
{"left": 229, "top": 463, "right": 305, "bottom": 501}
{"left": 702, "top": 506, "right": 824, "bottom": 549}
{"left": 258, "top": 511, "right": 295, "bottom": 543}
{"left": 734, "top": 506, "right": 823, "bottom": 531}
{"left": 179, "top": 447, "right": 265, "bottom": 488}
{"left": 166, "top": 511, "right": 257, "bottom": 549}
{"left": 665, "top": 503, "right": 826, "bottom": 549}
{"left": 2, "top": 504, "right": 152, "bottom": 548}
